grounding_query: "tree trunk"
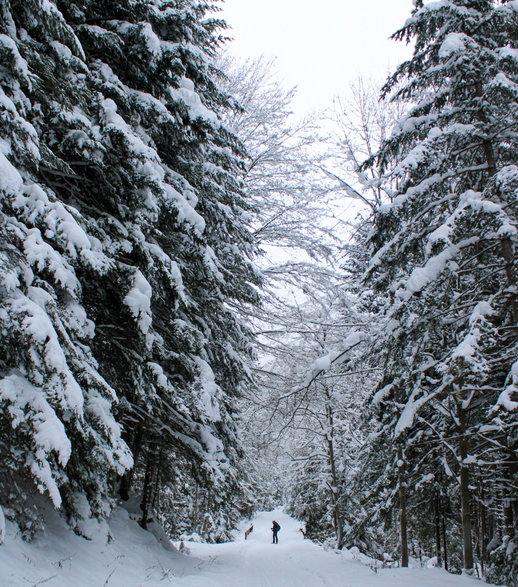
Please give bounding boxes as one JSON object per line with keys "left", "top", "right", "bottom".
{"left": 474, "top": 80, "right": 518, "bottom": 324}
{"left": 441, "top": 495, "right": 449, "bottom": 572}
{"left": 192, "top": 482, "right": 200, "bottom": 534}
{"left": 477, "top": 497, "right": 486, "bottom": 578}
{"left": 151, "top": 448, "right": 163, "bottom": 513}
{"left": 398, "top": 445, "right": 409, "bottom": 567}
{"left": 475, "top": 81, "right": 497, "bottom": 179}
{"left": 140, "top": 443, "right": 157, "bottom": 530}
{"left": 504, "top": 436, "right": 518, "bottom": 547}
{"left": 119, "top": 424, "right": 145, "bottom": 501}
{"left": 435, "top": 493, "right": 443, "bottom": 567}
{"left": 324, "top": 387, "right": 344, "bottom": 549}
{"left": 458, "top": 414, "right": 474, "bottom": 572}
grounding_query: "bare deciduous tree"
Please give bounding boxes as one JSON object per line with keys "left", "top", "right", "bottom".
{"left": 325, "top": 77, "right": 407, "bottom": 210}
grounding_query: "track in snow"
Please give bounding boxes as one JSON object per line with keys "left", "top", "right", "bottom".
{"left": 172, "top": 510, "right": 484, "bottom": 587}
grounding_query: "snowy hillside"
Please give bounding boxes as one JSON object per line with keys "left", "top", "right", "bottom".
{"left": 0, "top": 509, "right": 491, "bottom": 587}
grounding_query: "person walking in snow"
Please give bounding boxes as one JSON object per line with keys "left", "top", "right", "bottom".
{"left": 271, "top": 520, "right": 280, "bottom": 544}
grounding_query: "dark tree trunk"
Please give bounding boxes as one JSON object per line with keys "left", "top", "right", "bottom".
{"left": 192, "top": 482, "right": 200, "bottom": 534}
{"left": 398, "top": 445, "right": 409, "bottom": 567}
{"left": 441, "top": 495, "right": 449, "bottom": 572}
{"left": 119, "top": 424, "right": 145, "bottom": 501}
{"left": 435, "top": 493, "right": 443, "bottom": 567}
{"left": 458, "top": 412, "right": 474, "bottom": 572}
{"left": 477, "top": 484, "right": 488, "bottom": 579}
{"left": 140, "top": 443, "right": 157, "bottom": 530}
{"left": 324, "top": 387, "right": 344, "bottom": 550}
{"left": 504, "top": 439, "right": 518, "bottom": 548}
{"left": 474, "top": 80, "right": 518, "bottom": 324}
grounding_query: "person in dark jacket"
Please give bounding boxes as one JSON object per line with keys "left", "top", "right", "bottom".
{"left": 271, "top": 520, "right": 280, "bottom": 544}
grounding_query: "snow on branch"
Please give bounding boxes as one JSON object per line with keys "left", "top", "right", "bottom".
{"left": 398, "top": 237, "right": 478, "bottom": 301}
{"left": 277, "top": 332, "right": 367, "bottom": 402}
{"left": 0, "top": 373, "right": 72, "bottom": 507}
{"left": 492, "top": 361, "right": 518, "bottom": 413}
{"left": 123, "top": 270, "right": 153, "bottom": 335}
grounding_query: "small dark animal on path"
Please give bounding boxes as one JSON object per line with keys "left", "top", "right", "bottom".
{"left": 245, "top": 525, "right": 253, "bottom": 540}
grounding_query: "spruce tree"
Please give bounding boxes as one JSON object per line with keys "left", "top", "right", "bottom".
{"left": 55, "top": 0, "right": 261, "bottom": 537}
{"left": 363, "top": 0, "right": 517, "bottom": 579}
{"left": 1, "top": 0, "right": 260, "bottom": 540}
{"left": 0, "top": 0, "right": 133, "bottom": 534}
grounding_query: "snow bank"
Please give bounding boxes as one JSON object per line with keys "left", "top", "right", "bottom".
{"left": 0, "top": 506, "right": 195, "bottom": 586}
{"left": 172, "top": 510, "right": 487, "bottom": 587}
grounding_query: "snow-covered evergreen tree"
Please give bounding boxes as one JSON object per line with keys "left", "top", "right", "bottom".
{"left": 1, "top": 0, "right": 260, "bottom": 540}
{"left": 361, "top": 0, "right": 517, "bottom": 580}
{"left": 0, "top": 0, "right": 133, "bottom": 535}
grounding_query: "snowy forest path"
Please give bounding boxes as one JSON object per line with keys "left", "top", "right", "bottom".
{"left": 173, "top": 510, "right": 484, "bottom": 587}
{"left": 0, "top": 507, "right": 492, "bottom": 586}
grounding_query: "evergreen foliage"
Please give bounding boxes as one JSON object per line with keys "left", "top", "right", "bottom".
{"left": 357, "top": 0, "right": 517, "bottom": 581}
{"left": 0, "top": 0, "right": 259, "bottom": 541}
{"left": 0, "top": 2, "right": 516, "bottom": 584}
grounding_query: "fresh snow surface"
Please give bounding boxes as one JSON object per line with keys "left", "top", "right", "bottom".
{"left": 175, "top": 510, "right": 486, "bottom": 587}
{"left": 0, "top": 508, "right": 491, "bottom": 587}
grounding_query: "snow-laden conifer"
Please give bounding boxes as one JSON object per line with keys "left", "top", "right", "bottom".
{"left": 1, "top": 0, "right": 260, "bottom": 540}
{"left": 363, "top": 0, "right": 517, "bottom": 580}
{"left": 57, "top": 0, "right": 260, "bottom": 538}
{"left": 0, "top": 0, "right": 133, "bottom": 534}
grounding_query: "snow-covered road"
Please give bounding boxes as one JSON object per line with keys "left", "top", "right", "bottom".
{"left": 174, "top": 510, "right": 484, "bottom": 587}
{"left": 0, "top": 507, "right": 489, "bottom": 586}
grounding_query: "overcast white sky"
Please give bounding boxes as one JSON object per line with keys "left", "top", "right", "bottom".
{"left": 219, "top": 0, "right": 415, "bottom": 114}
